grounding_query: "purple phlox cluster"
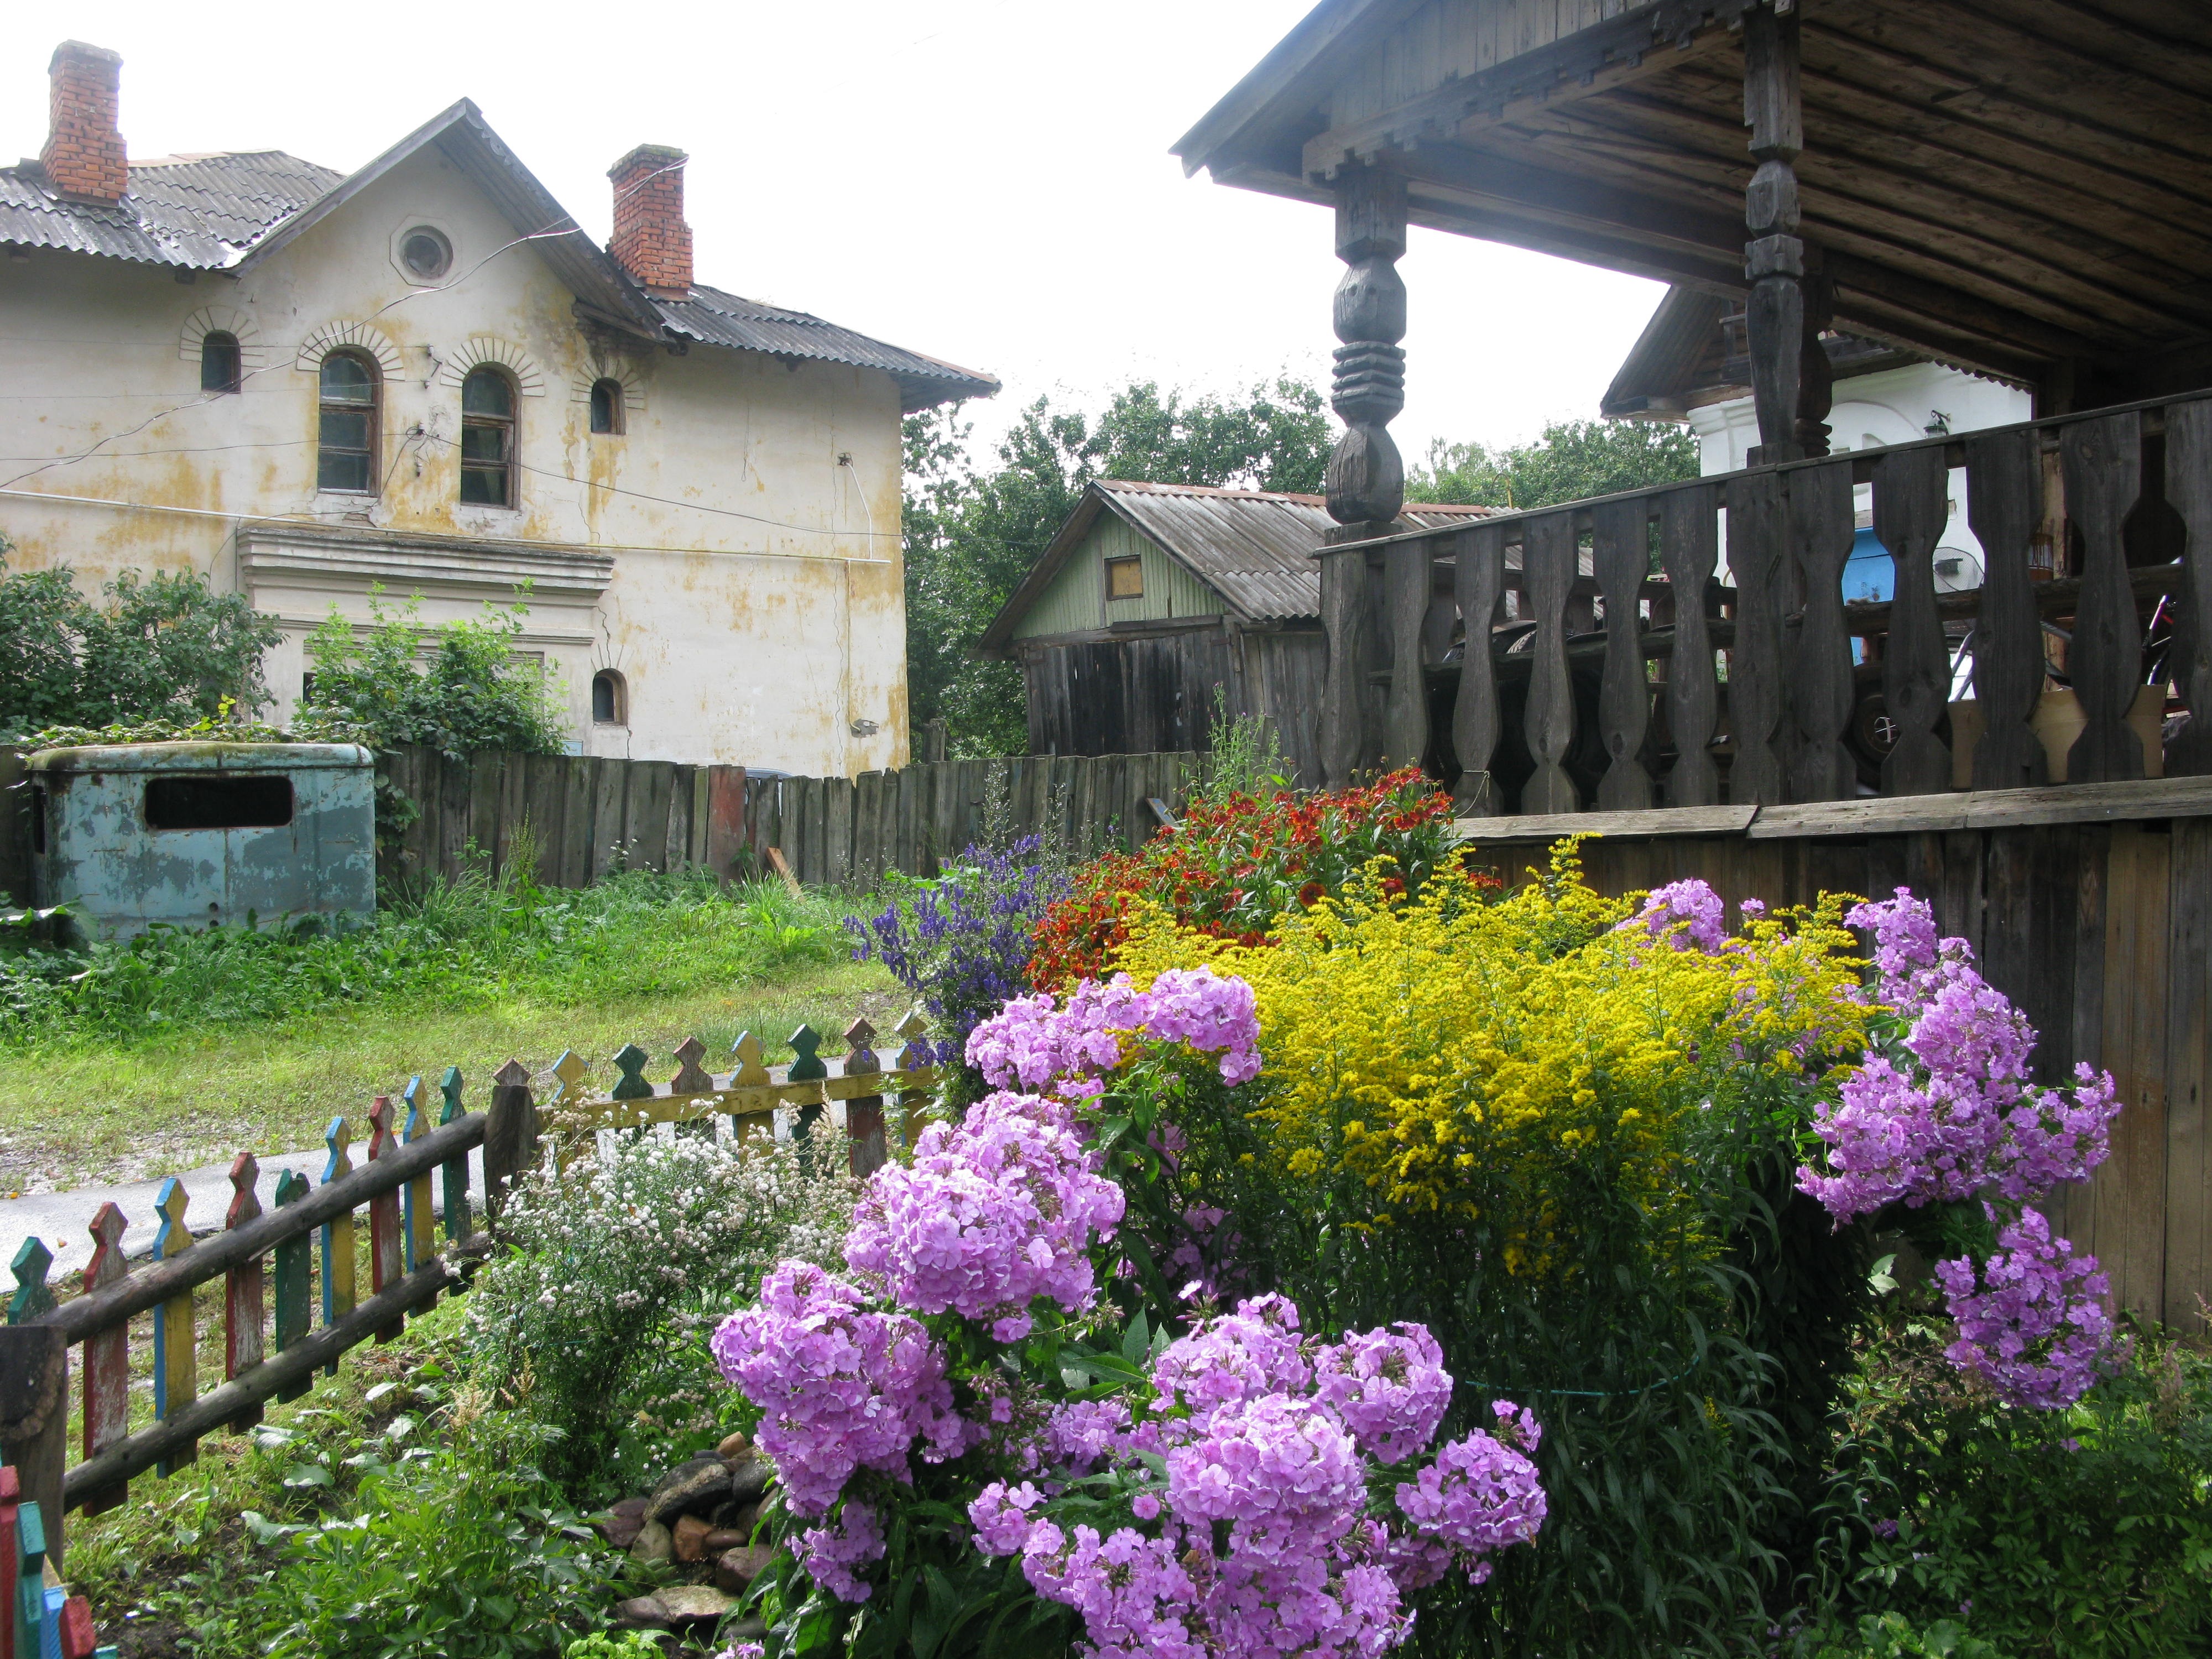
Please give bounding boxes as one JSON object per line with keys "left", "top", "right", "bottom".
{"left": 844, "top": 1089, "right": 1125, "bottom": 1342}
{"left": 966, "top": 968, "right": 1264, "bottom": 1096}
{"left": 708, "top": 1261, "right": 962, "bottom": 1517}
{"left": 1619, "top": 879, "right": 1731, "bottom": 953}
{"left": 1933, "top": 1206, "right": 2123, "bottom": 1410}
{"left": 1151, "top": 1295, "right": 1314, "bottom": 1415}
{"left": 1044, "top": 1398, "right": 1136, "bottom": 1475}
{"left": 1019, "top": 1522, "right": 1206, "bottom": 1659}
{"left": 1165, "top": 1393, "right": 1366, "bottom": 1556}
{"left": 848, "top": 838, "right": 1069, "bottom": 1065}
{"left": 799, "top": 1502, "right": 887, "bottom": 1603}
{"left": 1797, "top": 890, "right": 2120, "bottom": 1223}
{"left": 1390, "top": 1404, "right": 1548, "bottom": 1585}
{"left": 1313, "top": 1324, "right": 1453, "bottom": 1464}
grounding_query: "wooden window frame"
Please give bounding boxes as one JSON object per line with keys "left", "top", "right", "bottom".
{"left": 588, "top": 378, "right": 625, "bottom": 436}
{"left": 591, "top": 669, "right": 627, "bottom": 726}
{"left": 316, "top": 349, "right": 379, "bottom": 494}
{"left": 200, "top": 330, "right": 242, "bottom": 395}
{"left": 1105, "top": 555, "right": 1145, "bottom": 601}
{"left": 460, "top": 365, "right": 519, "bottom": 508}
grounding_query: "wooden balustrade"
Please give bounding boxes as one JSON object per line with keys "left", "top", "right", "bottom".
{"left": 0, "top": 1004, "right": 940, "bottom": 1573}
{"left": 1319, "top": 392, "right": 2212, "bottom": 811}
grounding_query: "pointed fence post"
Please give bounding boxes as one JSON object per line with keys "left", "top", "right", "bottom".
{"left": 671, "top": 1038, "right": 714, "bottom": 1140}
{"left": 894, "top": 1009, "right": 936, "bottom": 1152}
{"left": 6, "top": 1243, "right": 52, "bottom": 1328}
{"left": 439, "top": 1068, "right": 471, "bottom": 1243}
{"left": 549, "top": 1051, "right": 592, "bottom": 1171}
{"left": 728, "top": 1032, "right": 770, "bottom": 1147}
{"left": 0, "top": 1241, "right": 65, "bottom": 1576}
{"left": 843, "top": 1018, "right": 886, "bottom": 1176}
{"left": 320, "top": 1118, "right": 355, "bottom": 1378}
{"left": 79, "top": 1206, "right": 128, "bottom": 1517}
{"left": 483, "top": 1060, "right": 538, "bottom": 1223}
{"left": 272, "top": 1172, "right": 312, "bottom": 1403}
{"left": 12, "top": 1473, "right": 44, "bottom": 1653}
{"left": 787, "top": 1025, "right": 827, "bottom": 1146}
{"left": 222, "top": 1155, "right": 264, "bottom": 1433}
{"left": 366, "top": 1099, "right": 403, "bottom": 1342}
{"left": 400, "top": 1078, "right": 434, "bottom": 1274}
{"left": 152, "top": 1178, "right": 197, "bottom": 1477}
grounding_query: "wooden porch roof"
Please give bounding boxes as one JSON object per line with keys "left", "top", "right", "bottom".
{"left": 1175, "top": 0, "right": 2212, "bottom": 403}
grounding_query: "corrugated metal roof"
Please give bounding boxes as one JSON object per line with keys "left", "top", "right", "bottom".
{"left": 1094, "top": 478, "right": 1496, "bottom": 622}
{"left": 655, "top": 285, "right": 999, "bottom": 411}
{"left": 0, "top": 150, "right": 341, "bottom": 267}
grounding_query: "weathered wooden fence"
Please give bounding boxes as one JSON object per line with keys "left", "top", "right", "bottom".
{"left": 378, "top": 747, "right": 1203, "bottom": 894}
{"left": 0, "top": 1005, "right": 935, "bottom": 1572}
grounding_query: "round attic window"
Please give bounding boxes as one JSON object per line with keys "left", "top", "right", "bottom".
{"left": 400, "top": 226, "right": 452, "bottom": 281}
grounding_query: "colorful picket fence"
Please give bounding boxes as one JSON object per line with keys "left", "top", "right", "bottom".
{"left": 0, "top": 1463, "right": 107, "bottom": 1658}
{"left": 0, "top": 1001, "right": 940, "bottom": 1574}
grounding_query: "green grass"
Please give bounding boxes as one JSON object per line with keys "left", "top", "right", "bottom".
{"left": 0, "top": 867, "right": 905, "bottom": 1185}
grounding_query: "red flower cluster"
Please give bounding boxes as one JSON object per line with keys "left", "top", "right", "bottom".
{"left": 1029, "top": 768, "right": 1474, "bottom": 988}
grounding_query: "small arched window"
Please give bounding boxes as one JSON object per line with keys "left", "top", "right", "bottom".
{"left": 316, "top": 350, "right": 378, "bottom": 493}
{"left": 591, "top": 670, "right": 627, "bottom": 726}
{"left": 200, "top": 330, "right": 242, "bottom": 395}
{"left": 460, "top": 367, "right": 517, "bottom": 506}
{"left": 588, "top": 378, "right": 625, "bottom": 436}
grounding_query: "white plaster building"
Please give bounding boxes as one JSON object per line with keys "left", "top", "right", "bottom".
{"left": 0, "top": 41, "right": 994, "bottom": 775}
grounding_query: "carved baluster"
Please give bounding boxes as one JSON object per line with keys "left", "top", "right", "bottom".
{"left": 151, "top": 1178, "right": 196, "bottom": 1475}
{"left": 895, "top": 1009, "right": 936, "bottom": 1154}
{"left": 728, "top": 1031, "right": 772, "bottom": 1147}
{"left": 1522, "top": 510, "right": 1580, "bottom": 813}
{"left": 1324, "top": 164, "right": 1407, "bottom": 529}
{"left": 79, "top": 1204, "right": 127, "bottom": 1517}
{"left": 401, "top": 1077, "right": 433, "bottom": 1274}
{"left": 669, "top": 1037, "right": 714, "bottom": 1140}
{"left": 1727, "top": 469, "right": 1790, "bottom": 803}
{"left": 1790, "top": 460, "right": 1860, "bottom": 799}
{"left": 1966, "top": 429, "right": 2049, "bottom": 789}
{"left": 788, "top": 1025, "right": 828, "bottom": 1148}
{"left": 484, "top": 1058, "right": 539, "bottom": 1219}
{"left": 1381, "top": 536, "right": 1431, "bottom": 772}
{"left": 366, "top": 1097, "right": 403, "bottom": 1342}
{"left": 1592, "top": 498, "right": 1654, "bottom": 810}
{"left": 320, "top": 1117, "right": 354, "bottom": 1376}
{"left": 1661, "top": 485, "right": 1721, "bottom": 805}
{"left": 2166, "top": 398, "right": 2212, "bottom": 776}
{"left": 1743, "top": 0, "right": 1806, "bottom": 468}
{"left": 843, "top": 1018, "right": 886, "bottom": 1177}
{"left": 222, "top": 1154, "right": 264, "bottom": 1432}
{"left": 439, "top": 1067, "right": 471, "bottom": 1243}
{"left": 1452, "top": 523, "right": 1506, "bottom": 813}
{"left": 1873, "top": 446, "right": 1955, "bottom": 794}
{"left": 2064, "top": 412, "right": 2148, "bottom": 781}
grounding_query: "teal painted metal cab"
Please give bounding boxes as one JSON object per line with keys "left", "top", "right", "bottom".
{"left": 25, "top": 742, "right": 375, "bottom": 941}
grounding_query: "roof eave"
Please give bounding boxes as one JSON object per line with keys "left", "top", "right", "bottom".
{"left": 1172, "top": 0, "right": 1416, "bottom": 179}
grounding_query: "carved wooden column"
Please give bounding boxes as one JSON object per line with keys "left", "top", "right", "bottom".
{"left": 1318, "top": 164, "right": 1409, "bottom": 786}
{"left": 1743, "top": 1, "right": 1805, "bottom": 468}
{"left": 1797, "top": 273, "right": 1835, "bottom": 458}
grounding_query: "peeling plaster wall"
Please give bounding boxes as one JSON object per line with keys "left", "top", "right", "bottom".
{"left": 0, "top": 147, "right": 907, "bottom": 776}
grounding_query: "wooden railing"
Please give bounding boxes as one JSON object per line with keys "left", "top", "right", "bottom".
{"left": 0, "top": 1009, "right": 941, "bottom": 1572}
{"left": 1318, "top": 393, "right": 2212, "bottom": 813}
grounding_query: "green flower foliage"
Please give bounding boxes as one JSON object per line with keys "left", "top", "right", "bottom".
{"left": 1405, "top": 418, "right": 1699, "bottom": 513}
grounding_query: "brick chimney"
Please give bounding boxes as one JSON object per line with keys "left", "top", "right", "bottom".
{"left": 42, "top": 41, "right": 128, "bottom": 206}
{"left": 608, "top": 144, "right": 693, "bottom": 298}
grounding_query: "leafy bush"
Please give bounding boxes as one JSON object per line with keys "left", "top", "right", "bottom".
{"left": 1806, "top": 1312, "right": 2212, "bottom": 1658}
{"left": 298, "top": 592, "right": 567, "bottom": 758}
{"left": 0, "top": 555, "right": 280, "bottom": 733}
{"left": 1027, "top": 766, "right": 1460, "bottom": 986}
{"left": 465, "top": 1126, "right": 856, "bottom": 1493}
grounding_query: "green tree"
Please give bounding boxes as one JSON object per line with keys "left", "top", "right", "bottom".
{"left": 298, "top": 593, "right": 567, "bottom": 759}
{"left": 1405, "top": 416, "right": 1699, "bottom": 511}
{"left": 904, "top": 378, "right": 1332, "bottom": 758}
{"left": 0, "top": 554, "right": 92, "bottom": 733}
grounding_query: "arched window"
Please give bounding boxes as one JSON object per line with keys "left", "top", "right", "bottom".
{"left": 316, "top": 350, "right": 378, "bottom": 493}
{"left": 460, "top": 366, "right": 517, "bottom": 506}
{"left": 200, "top": 330, "right": 242, "bottom": 395}
{"left": 591, "top": 670, "right": 626, "bottom": 726}
{"left": 588, "top": 378, "right": 624, "bottom": 436}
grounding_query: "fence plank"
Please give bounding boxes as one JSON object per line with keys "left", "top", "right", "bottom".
{"left": 843, "top": 1018, "right": 886, "bottom": 1176}
{"left": 666, "top": 764, "right": 696, "bottom": 874}
{"left": 625, "top": 761, "right": 676, "bottom": 873}
{"left": 1727, "top": 469, "right": 1789, "bottom": 805}
{"left": 1662, "top": 484, "right": 1721, "bottom": 808}
{"left": 824, "top": 776, "right": 854, "bottom": 887}
{"left": 2063, "top": 411, "right": 2148, "bottom": 783}
{"left": 1966, "top": 428, "right": 2050, "bottom": 791}
{"left": 523, "top": 754, "right": 567, "bottom": 888}
{"left": 590, "top": 758, "right": 628, "bottom": 880}
{"left": 1789, "top": 458, "right": 1860, "bottom": 801}
{"left": 497, "top": 748, "right": 530, "bottom": 879}
{"left": 320, "top": 1117, "right": 354, "bottom": 1378}
{"left": 401, "top": 1079, "right": 435, "bottom": 1273}
{"left": 221, "top": 1155, "right": 264, "bottom": 1434}
{"left": 77, "top": 1205, "right": 126, "bottom": 1517}
{"left": 150, "top": 1181, "right": 196, "bottom": 1477}
{"left": 271, "top": 1172, "right": 312, "bottom": 1405}
{"left": 467, "top": 753, "right": 507, "bottom": 877}
{"left": 1522, "top": 510, "right": 1580, "bottom": 815}
{"left": 366, "top": 1100, "right": 403, "bottom": 1343}
{"left": 2168, "top": 400, "right": 2212, "bottom": 778}
{"left": 437, "top": 751, "right": 472, "bottom": 881}
{"left": 440, "top": 1068, "right": 472, "bottom": 1243}
{"left": 854, "top": 773, "right": 882, "bottom": 886}
{"left": 1592, "top": 499, "right": 1654, "bottom": 811}
{"left": 1874, "top": 446, "right": 1954, "bottom": 796}
{"left": 560, "top": 758, "right": 594, "bottom": 890}
{"left": 706, "top": 766, "right": 748, "bottom": 883}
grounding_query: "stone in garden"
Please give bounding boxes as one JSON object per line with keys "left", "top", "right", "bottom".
{"left": 703, "top": 1526, "right": 748, "bottom": 1553}
{"left": 724, "top": 1448, "right": 773, "bottom": 1503}
{"left": 613, "top": 1594, "right": 671, "bottom": 1630}
{"left": 647, "top": 1453, "right": 732, "bottom": 1524}
{"left": 672, "top": 1514, "right": 715, "bottom": 1563}
{"left": 594, "top": 1496, "right": 650, "bottom": 1548}
{"left": 714, "top": 1543, "right": 777, "bottom": 1594}
{"left": 658, "top": 1585, "right": 738, "bottom": 1625}
{"left": 709, "top": 1498, "right": 760, "bottom": 1531}
{"left": 716, "top": 1429, "right": 751, "bottom": 1457}
{"left": 629, "top": 1520, "right": 673, "bottom": 1564}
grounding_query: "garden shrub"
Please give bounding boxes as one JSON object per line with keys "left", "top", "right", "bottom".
{"left": 1027, "top": 766, "right": 1460, "bottom": 987}
{"left": 466, "top": 1126, "right": 855, "bottom": 1493}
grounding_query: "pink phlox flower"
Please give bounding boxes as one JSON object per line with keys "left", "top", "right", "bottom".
{"left": 1393, "top": 1414, "right": 1548, "bottom": 1565}
{"left": 1933, "top": 1207, "right": 2124, "bottom": 1410}
{"left": 1312, "top": 1324, "right": 1452, "bottom": 1464}
{"left": 1163, "top": 1395, "right": 1364, "bottom": 1559}
{"left": 1151, "top": 1295, "right": 1313, "bottom": 1418}
{"left": 799, "top": 1501, "right": 886, "bottom": 1602}
{"left": 968, "top": 1479, "right": 1047, "bottom": 1557}
{"left": 1619, "top": 879, "right": 1730, "bottom": 953}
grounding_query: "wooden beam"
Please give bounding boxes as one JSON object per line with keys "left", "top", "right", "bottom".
{"left": 1452, "top": 805, "right": 1758, "bottom": 844}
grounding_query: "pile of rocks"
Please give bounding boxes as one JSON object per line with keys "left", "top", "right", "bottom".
{"left": 594, "top": 1432, "right": 781, "bottom": 1640}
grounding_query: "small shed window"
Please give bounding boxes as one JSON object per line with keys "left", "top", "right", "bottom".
{"left": 589, "top": 378, "right": 625, "bottom": 435}
{"left": 461, "top": 367, "right": 518, "bottom": 505}
{"left": 200, "top": 330, "right": 242, "bottom": 394}
{"left": 400, "top": 226, "right": 452, "bottom": 281}
{"left": 317, "top": 350, "right": 379, "bottom": 492}
{"left": 1106, "top": 556, "right": 1145, "bottom": 601}
{"left": 592, "top": 670, "right": 627, "bottom": 726}
{"left": 144, "top": 775, "right": 294, "bottom": 831}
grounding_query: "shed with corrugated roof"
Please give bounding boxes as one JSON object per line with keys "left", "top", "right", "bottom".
{"left": 979, "top": 479, "right": 1493, "bottom": 784}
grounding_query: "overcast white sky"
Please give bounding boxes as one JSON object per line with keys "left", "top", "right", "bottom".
{"left": 7, "top": 0, "right": 1668, "bottom": 472}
